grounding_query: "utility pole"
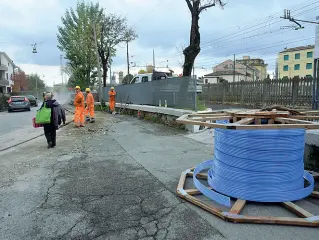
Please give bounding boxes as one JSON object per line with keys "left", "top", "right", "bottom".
{"left": 93, "top": 21, "right": 103, "bottom": 102}
{"left": 153, "top": 49, "right": 156, "bottom": 70}
{"left": 109, "top": 47, "right": 112, "bottom": 85}
{"left": 127, "top": 40, "right": 130, "bottom": 81}
{"left": 233, "top": 54, "right": 236, "bottom": 82}
{"left": 60, "top": 54, "right": 64, "bottom": 84}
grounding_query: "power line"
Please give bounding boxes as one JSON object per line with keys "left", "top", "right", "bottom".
{"left": 162, "top": 4, "right": 319, "bottom": 62}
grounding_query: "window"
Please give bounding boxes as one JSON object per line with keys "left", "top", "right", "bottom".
{"left": 294, "top": 64, "right": 300, "bottom": 70}
{"left": 142, "top": 76, "right": 148, "bottom": 82}
{"left": 306, "top": 75, "right": 312, "bottom": 78}
{"left": 307, "top": 52, "right": 313, "bottom": 58}
{"left": 6, "top": 73, "right": 8, "bottom": 79}
{"left": 8, "top": 62, "right": 10, "bottom": 66}
{"left": 284, "top": 55, "right": 289, "bottom": 61}
{"left": 295, "top": 53, "right": 300, "bottom": 59}
{"left": 130, "top": 77, "right": 139, "bottom": 84}
{"left": 205, "top": 79, "right": 208, "bottom": 84}
{"left": 283, "top": 65, "right": 288, "bottom": 71}
{"left": 306, "top": 63, "right": 313, "bottom": 70}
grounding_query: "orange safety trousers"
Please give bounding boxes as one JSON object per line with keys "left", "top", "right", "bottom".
{"left": 85, "top": 104, "right": 95, "bottom": 119}
{"left": 74, "top": 106, "right": 85, "bottom": 126}
{"left": 109, "top": 101, "right": 115, "bottom": 112}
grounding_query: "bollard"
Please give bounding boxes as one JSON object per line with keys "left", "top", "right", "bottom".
{"left": 165, "top": 100, "right": 167, "bottom": 108}
{"left": 159, "top": 100, "right": 162, "bottom": 107}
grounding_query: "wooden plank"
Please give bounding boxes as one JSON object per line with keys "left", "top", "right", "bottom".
{"left": 184, "top": 195, "right": 225, "bottom": 219}
{"left": 290, "top": 116, "right": 319, "bottom": 120}
{"left": 186, "top": 188, "right": 212, "bottom": 195}
{"left": 300, "top": 111, "right": 319, "bottom": 115}
{"left": 311, "top": 191, "right": 319, "bottom": 198}
{"left": 189, "top": 113, "right": 231, "bottom": 117}
{"left": 308, "top": 171, "right": 319, "bottom": 179}
{"left": 275, "top": 117, "right": 317, "bottom": 125}
{"left": 229, "top": 124, "right": 319, "bottom": 130}
{"left": 224, "top": 214, "right": 319, "bottom": 227}
{"left": 234, "top": 118, "right": 254, "bottom": 125}
{"left": 198, "top": 116, "right": 232, "bottom": 121}
{"left": 282, "top": 202, "right": 314, "bottom": 218}
{"left": 187, "top": 172, "right": 208, "bottom": 180}
{"left": 229, "top": 199, "right": 246, "bottom": 214}
{"left": 176, "top": 118, "right": 228, "bottom": 129}
{"left": 176, "top": 170, "right": 188, "bottom": 196}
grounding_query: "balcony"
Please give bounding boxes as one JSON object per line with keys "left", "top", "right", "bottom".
{"left": 0, "top": 65, "right": 8, "bottom": 71}
{"left": 0, "top": 79, "right": 10, "bottom": 86}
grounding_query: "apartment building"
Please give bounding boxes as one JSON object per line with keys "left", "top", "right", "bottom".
{"left": 0, "top": 52, "right": 15, "bottom": 93}
{"left": 203, "top": 59, "right": 260, "bottom": 84}
{"left": 278, "top": 45, "right": 314, "bottom": 79}
{"left": 236, "top": 56, "right": 268, "bottom": 80}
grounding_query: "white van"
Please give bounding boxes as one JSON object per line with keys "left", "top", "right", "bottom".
{"left": 129, "top": 72, "right": 168, "bottom": 84}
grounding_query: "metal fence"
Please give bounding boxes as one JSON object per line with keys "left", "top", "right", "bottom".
{"left": 103, "top": 77, "right": 197, "bottom": 110}
{"left": 200, "top": 77, "right": 319, "bottom": 108}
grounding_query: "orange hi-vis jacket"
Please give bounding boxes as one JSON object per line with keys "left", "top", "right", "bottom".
{"left": 74, "top": 92, "right": 85, "bottom": 107}
{"left": 86, "top": 92, "right": 94, "bottom": 106}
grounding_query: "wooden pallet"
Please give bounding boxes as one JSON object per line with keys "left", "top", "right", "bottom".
{"left": 177, "top": 168, "right": 319, "bottom": 227}
{"left": 177, "top": 108, "right": 319, "bottom": 130}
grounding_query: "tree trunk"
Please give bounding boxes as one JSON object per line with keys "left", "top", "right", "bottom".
{"left": 102, "top": 62, "right": 107, "bottom": 87}
{"left": 183, "top": 12, "right": 200, "bottom": 76}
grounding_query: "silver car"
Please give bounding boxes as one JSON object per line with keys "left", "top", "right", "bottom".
{"left": 7, "top": 96, "right": 31, "bottom": 112}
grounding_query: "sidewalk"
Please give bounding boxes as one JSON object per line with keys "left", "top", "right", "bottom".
{"left": 0, "top": 112, "right": 318, "bottom": 240}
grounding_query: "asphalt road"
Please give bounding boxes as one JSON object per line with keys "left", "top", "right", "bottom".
{"left": 0, "top": 105, "right": 40, "bottom": 135}
{"left": 0, "top": 94, "right": 70, "bottom": 151}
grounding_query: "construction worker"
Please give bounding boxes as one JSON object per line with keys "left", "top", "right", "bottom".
{"left": 108, "top": 87, "right": 116, "bottom": 113}
{"left": 74, "top": 86, "right": 85, "bottom": 127}
{"left": 85, "top": 88, "right": 95, "bottom": 123}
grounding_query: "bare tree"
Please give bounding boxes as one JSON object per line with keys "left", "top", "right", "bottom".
{"left": 183, "top": 0, "right": 225, "bottom": 76}
{"left": 176, "top": 43, "right": 186, "bottom": 68}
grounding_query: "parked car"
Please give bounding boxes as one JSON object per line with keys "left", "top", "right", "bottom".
{"left": 26, "top": 95, "right": 38, "bottom": 106}
{"left": 7, "top": 96, "right": 31, "bottom": 112}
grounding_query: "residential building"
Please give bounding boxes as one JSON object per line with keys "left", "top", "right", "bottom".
{"left": 278, "top": 45, "right": 315, "bottom": 79}
{"left": 203, "top": 59, "right": 260, "bottom": 84}
{"left": 203, "top": 70, "right": 247, "bottom": 84}
{"left": 236, "top": 56, "right": 268, "bottom": 80}
{"left": 0, "top": 52, "right": 16, "bottom": 93}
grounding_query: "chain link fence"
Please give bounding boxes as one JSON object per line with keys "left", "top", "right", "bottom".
{"left": 103, "top": 77, "right": 197, "bottom": 110}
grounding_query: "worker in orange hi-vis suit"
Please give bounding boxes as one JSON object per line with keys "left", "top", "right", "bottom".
{"left": 85, "top": 88, "right": 95, "bottom": 123}
{"left": 74, "top": 86, "right": 85, "bottom": 127}
{"left": 108, "top": 87, "right": 116, "bottom": 113}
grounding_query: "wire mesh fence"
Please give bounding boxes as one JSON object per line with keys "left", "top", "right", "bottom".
{"left": 103, "top": 77, "right": 197, "bottom": 110}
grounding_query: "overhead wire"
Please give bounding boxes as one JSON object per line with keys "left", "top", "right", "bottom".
{"left": 160, "top": 1, "right": 319, "bottom": 62}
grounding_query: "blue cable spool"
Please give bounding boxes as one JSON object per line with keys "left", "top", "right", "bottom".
{"left": 193, "top": 120, "right": 315, "bottom": 207}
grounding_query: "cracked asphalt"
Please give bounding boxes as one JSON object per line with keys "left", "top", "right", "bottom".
{"left": 1, "top": 112, "right": 318, "bottom": 240}
{"left": 0, "top": 113, "right": 225, "bottom": 240}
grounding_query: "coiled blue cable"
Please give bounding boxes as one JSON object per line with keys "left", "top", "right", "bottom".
{"left": 193, "top": 121, "right": 315, "bottom": 207}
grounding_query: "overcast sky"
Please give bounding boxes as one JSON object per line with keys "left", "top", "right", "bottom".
{"left": 0, "top": 0, "right": 318, "bottom": 86}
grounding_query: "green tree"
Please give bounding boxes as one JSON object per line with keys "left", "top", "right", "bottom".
{"left": 96, "top": 13, "right": 137, "bottom": 87}
{"left": 122, "top": 74, "right": 133, "bottom": 84}
{"left": 138, "top": 69, "right": 147, "bottom": 74}
{"left": 183, "top": 1, "right": 225, "bottom": 76}
{"left": 27, "top": 74, "right": 46, "bottom": 91}
{"left": 57, "top": 1, "right": 102, "bottom": 88}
